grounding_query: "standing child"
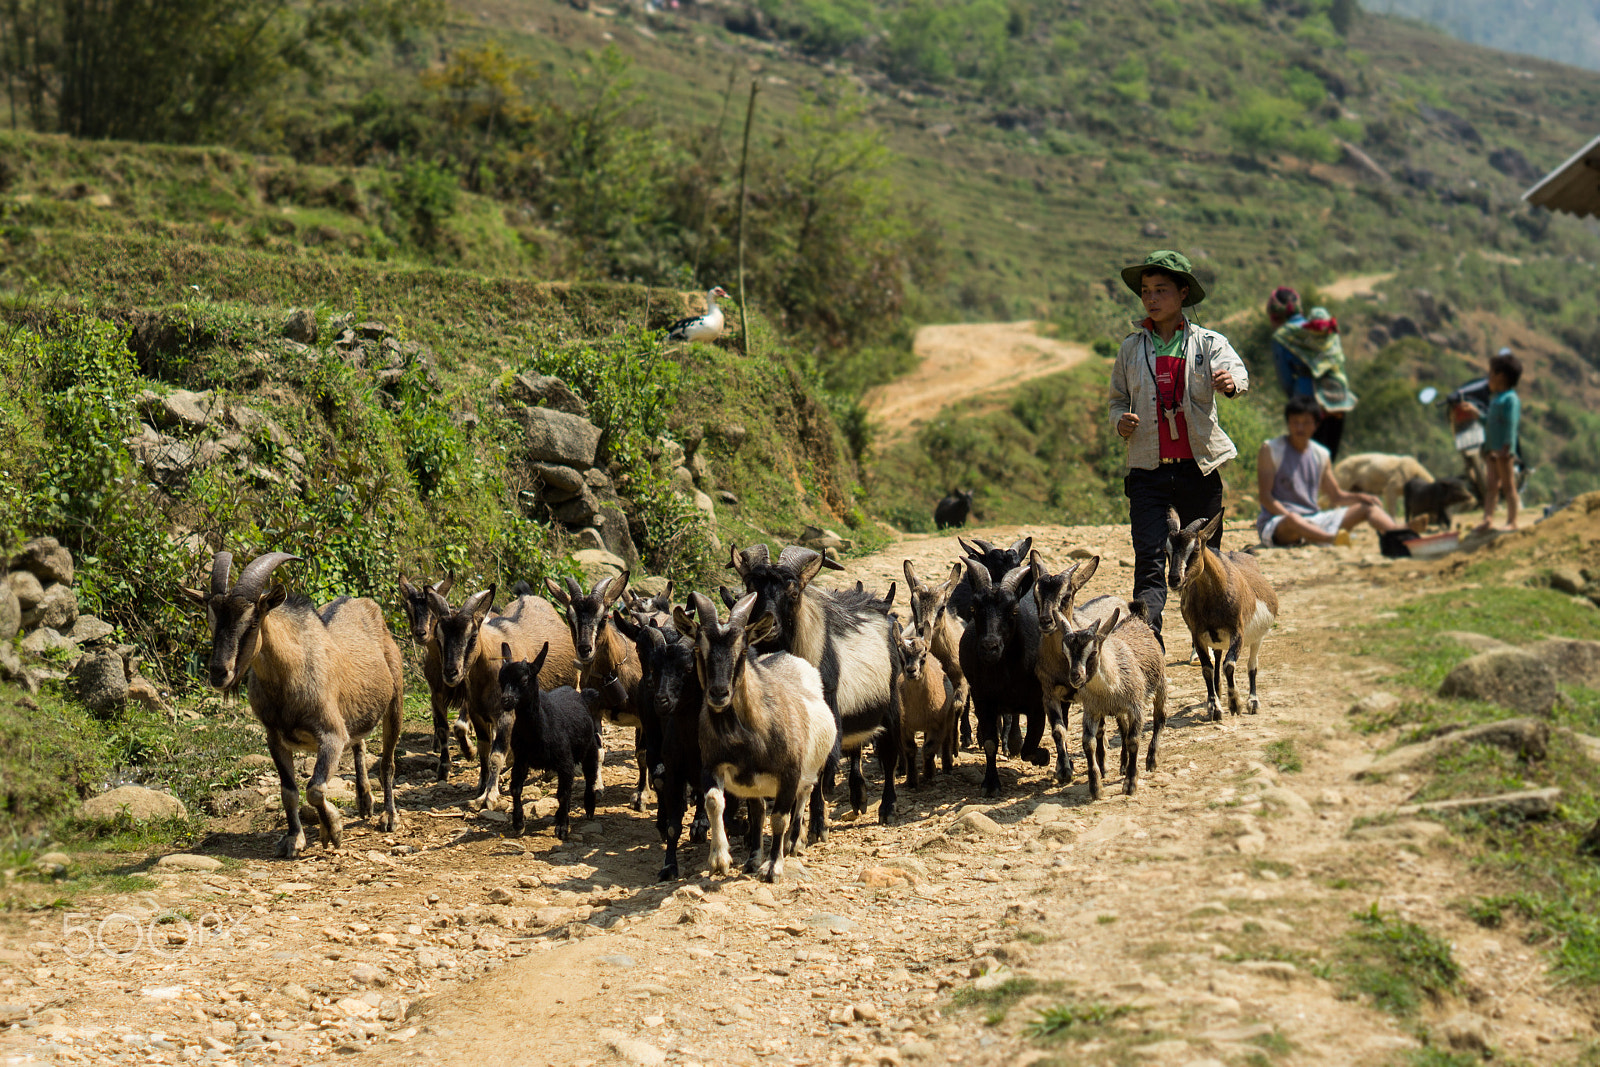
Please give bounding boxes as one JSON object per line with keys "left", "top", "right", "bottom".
{"left": 1474, "top": 349, "right": 1522, "bottom": 533}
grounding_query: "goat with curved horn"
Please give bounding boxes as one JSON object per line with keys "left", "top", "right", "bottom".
{"left": 183, "top": 551, "right": 403, "bottom": 859}
{"left": 398, "top": 573, "right": 474, "bottom": 780}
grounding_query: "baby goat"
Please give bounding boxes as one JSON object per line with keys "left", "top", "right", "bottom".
{"left": 957, "top": 560, "right": 1041, "bottom": 797}
{"left": 397, "top": 574, "right": 474, "bottom": 780}
{"left": 547, "top": 572, "right": 653, "bottom": 810}
{"left": 1167, "top": 510, "right": 1279, "bottom": 720}
{"left": 902, "top": 560, "right": 970, "bottom": 748}
{"left": 674, "top": 592, "right": 836, "bottom": 883}
{"left": 895, "top": 620, "right": 956, "bottom": 785}
{"left": 186, "top": 552, "right": 402, "bottom": 858}
{"left": 1056, "top": 606, "right": 1167, "bottom": 801}
{"left": 432, "top": 585, "right": 577, "bottom": 810}
{"left": 498, "top": 642, "right": 602, "bottom": 841}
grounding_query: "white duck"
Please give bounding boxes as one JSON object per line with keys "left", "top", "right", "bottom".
{"left": 666, "top": 286, "right": 729, "bottom": 343}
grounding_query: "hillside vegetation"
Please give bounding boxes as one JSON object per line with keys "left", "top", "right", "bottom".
{"left": 1365, "top": 0, "right": 1600, "bottom": 73}
{"left": 4, "top": 0, "right": 1600, "bottom": 707}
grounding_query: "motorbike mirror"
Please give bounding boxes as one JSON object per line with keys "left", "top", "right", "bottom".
{"left": 1417, "top": 387, "right": 1438, "bottom": 405}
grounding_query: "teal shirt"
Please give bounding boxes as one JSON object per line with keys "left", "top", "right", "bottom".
{"left": 1483, "top": 388, "right": 1519, "bottom": 453}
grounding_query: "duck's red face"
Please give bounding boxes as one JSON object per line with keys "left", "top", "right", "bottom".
{"left": 711, "top": 286, "right": 729, "bottom": 299}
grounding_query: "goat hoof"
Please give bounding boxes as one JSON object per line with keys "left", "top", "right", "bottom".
{"left": 689, "top": 824, "right": 708, "bottom": 844}
{"left": 376, "top": 812, "right": 398, "bottom": 832}
{"left": 658, "top": 864, "right": 678, "bottom": 882}
{"left": 877, "top": 806, "right": 895, "bottom": 826}
{"left": 1026, "top": 750, "right": 1049, "bottom": 768}
{"left": 275, "top": 833, "right": 306, "bottom": 859}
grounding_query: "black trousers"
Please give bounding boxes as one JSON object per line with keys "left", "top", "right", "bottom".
{"left": 1313, "top": 413, "right": 1345, "bottom": 461}
{"left": 1125, "top": 461, "right": 1224, "bottom": 644}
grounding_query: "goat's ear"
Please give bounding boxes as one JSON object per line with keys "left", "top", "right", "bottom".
{"left": 1199, "top": 510, "right": 1225, "bottom": 543}
{"left": 426, "top": 587, "right": 450, "bottom": 617}
{"left": 730, "top": 543, "right": 748, "bottom": 576}
{"left": 958, "top": 538, "right": 980, "bottom": 560}
{"left": 467, "top": 586, "right": 495, "bottom": 623}
{"left": 261, "top": 584, "right": 289, "bottom": 613}
{"left": 1009, "top": 536, "right": 1032, "bottom": 558}
{"left": 398, "top": 575, "right": 417, "bottom": 598}
{"left": 611, "top": 611, "right": 640, "bottom": 640}
{"left": 944, "top": 560, "right": 964, "bottom": 587}
{"left": 1097, "top": 609, "right": 1121, "bottom": 640}
{"left": 882, "top": 581, "right": 896, "bottom": 608}
{"left": 903, "top": 559, "right": 919, "bottom": 589}
{"left": 500, "top": 641, "right": 513, "bottom": 662}
{"left": 435, "top": 576, "right": 453, "bottom": 597}
{"left": 602, "top": 570, "right": 629, "bottom": 608}
{"left": 1166, "top": 508, "right": 1182, "bottom": 536}
{"left": 544, "top": 577, "right": 568, "bottom": 606}
{"left": 746, "top": 611, "right": 777, "bottom": 646}
{"left": 672, "top": 606, "right": 698, "bottom": 638}
{"left": 180, "top": 586, "right": 208, "bottom": 607}
{"left": 529, "top": 641, "right": 549, "bottom": 678}
{"left": 718, "top": 585, "right": 739, "bottom": 609}
{"left": 1070, "top": 556, "right": 1100, "bottom": 592}
{"left": 659, "top": 581, "right": 674, "bottom": 608}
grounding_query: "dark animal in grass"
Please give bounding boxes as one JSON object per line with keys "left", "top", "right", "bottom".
{"left": 934, "top": 489, "right": 975, "bottom": 530}
{"left": 1404, "top": 476, "right": 1475, "bottom": 529}
{"left": 498, "top": 642, "right": 601, "bottom": 840}
{"left": 397, "top": 574, "right": 474, "bottom": 780}
{"left": 956, "top": 560, "right": 1043, "bottom": 797}
{"left": 185, "top": 552, "right": 402, "bottom": 858}
{"left": 732, "top": 544, "right": 903, "bottom": 832}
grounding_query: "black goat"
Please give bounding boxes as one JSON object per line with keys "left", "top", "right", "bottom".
{"left": 397, "top": 575, "right": 474, "bottom": 780}
{"left": 1404, "top": 476, "right": 1475, "bottom": 529}
{"left": 733, "top": 543, "right": 903, "bottom": 830}
{"left": 956, "top": 560, "right": 1042, "bottom": 797}
{"left": 934, "top": 488, "right": 974, "bottom": 530}
{"left": 498, "top": 641, "right": 602, "bottom": 841}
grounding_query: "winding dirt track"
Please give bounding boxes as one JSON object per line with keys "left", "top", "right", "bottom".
{"left": 5, "top": 524, "right": 1587, "bottom": 1066}
{"left": 863, "top": 323, "right": 1092, "bottom": 444}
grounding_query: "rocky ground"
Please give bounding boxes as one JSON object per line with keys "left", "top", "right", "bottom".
{"left": 1, "top": 523, "right": 1594, "bottom": 1066}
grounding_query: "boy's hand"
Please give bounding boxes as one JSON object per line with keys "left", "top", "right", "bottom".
{"left": 1212, "top": 367, "right": 1236, "bottom": 396}
{"left": 1117, "top": 413, "right": 1140, "bottom": 438}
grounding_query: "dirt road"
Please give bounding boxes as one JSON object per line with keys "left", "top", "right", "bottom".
{"left": 863, "top": 323, "right": 1092, "bottom": 445}
{"left": 0, "top": 525, "right": 1584, "bottom": 1066}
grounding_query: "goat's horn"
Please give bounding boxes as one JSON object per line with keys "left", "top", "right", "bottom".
{"left": 963, "top": 558, "right": 991, "bottom": 592}
{"left": 1001, "top": 563, "right": 1030, "bottom": 595}
{"left": 565, "top": 576, "right": 583, "bottom": 601}
{"left": 739, "top": 544, "right": 770, "bottom": 570}
{"left": 776, "top": 545, "right": 821, "bottom": 572}
{"left": 210, "top": 551, "right": 234, "bottom": 597}
{"left": 646, "top": 626, "right": 667, "bottom": 651}
{"left": 691, "top": 591, "right": 720, "bottom": 630}
{"left": 233, "top": 552, "right": 300, "bottom": 600}
{"left": 729, "top": 591, "right": 758, "bottom": 629}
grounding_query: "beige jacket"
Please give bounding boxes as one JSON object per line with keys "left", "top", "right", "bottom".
{"left": 1108, "top": 321, "right": 1250, "bottom": 476}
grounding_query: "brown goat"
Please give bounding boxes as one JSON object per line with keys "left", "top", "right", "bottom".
{"left": 432, "top": 585, "right": 577, "bottom": 810}
{"left": 397, "top": 574, "right": 474, "bottom": 781}
{"left": 902, "top": 560, "right": 970, "bottom": 747}
{"left": 894, "top": 620, "right": 956, "bottom": 785}
{"left": 185, "top": 552, "right": 402, "bottom": 858}
{"left": 1167, "top": 510, "right": 1279, "bottom": 720}
{"left": 546, "top": 572, "right": 651, "bottom": 810}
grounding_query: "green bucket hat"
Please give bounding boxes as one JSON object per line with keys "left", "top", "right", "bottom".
{"left": 1119, "top": 250, "right": 1206, "bottom": 307}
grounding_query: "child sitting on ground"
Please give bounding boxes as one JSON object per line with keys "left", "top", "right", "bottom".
{"left": 1257, "top": 395, "right": 1410, "bottom": 547}
{"left": 1473, "top": 349, "right": 1523, "bottom": 534}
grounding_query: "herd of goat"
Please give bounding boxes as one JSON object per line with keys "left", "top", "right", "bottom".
{"left": 184, "top": 513, "right": 1279, "bottom": 881}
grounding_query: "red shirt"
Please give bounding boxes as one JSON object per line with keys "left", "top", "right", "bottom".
{"left": 1144, "top": 319, "right": 1194, "bottom": 461}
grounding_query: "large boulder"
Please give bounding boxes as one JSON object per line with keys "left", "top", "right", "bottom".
{"left": 6, "top": 570, "right": 44, "bottom": 611}
{"left": 1527, "top": 638, "right": 1600, "bottom": 689}
{"left": 70, "top": 651, "right": 128, "bottom": 714}
{"left": 521, "top": 408, "right": 601, "bottom": 469}
{"left": 81, "top": 785, "right": 187, "bottom": 821}
{"left": 531, "top": 462, "right": 586, "bottom": 499}
{"left": 507, "top": 374, "right": 589, "bottom": 418}
{"left": 1439, "top": 649, "right": 1559, "bottom": 716}
{"left": 21, "top": 583, "right": 78, "bottom": 634}
{"left": 138, "top": 389, "right": 213, "bottom": 433}
{"left": 14, "top": 537, "right": 74, "bottom": 586}
{"left": 0, "top": 582, "right": 18, "bottom": 641}
{"left": 282, "top": 308, "right": 318, "bottom": 344}
{"left": 573, "top": 549, "right": 627, "bottom": 581}
{"left": 596, "top": 505, "right": 640, "bottom": 571}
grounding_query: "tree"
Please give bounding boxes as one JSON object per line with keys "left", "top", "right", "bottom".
{"left": 1330, "top": 0, "right": 1358, "bottom": 36}
{"left": 0, "top": 0, "right": 440, "bottom": 143}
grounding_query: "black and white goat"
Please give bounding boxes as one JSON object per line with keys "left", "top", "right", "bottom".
{"left": 674, "top": 592, "right": 837, "bottom": 882}
{"left": 733, "top": 544, "right": 903, "bottom": 830}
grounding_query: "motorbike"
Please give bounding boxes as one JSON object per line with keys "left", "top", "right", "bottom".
{"left": 1417, "top": 379, "right": 1527, "bottom": 505}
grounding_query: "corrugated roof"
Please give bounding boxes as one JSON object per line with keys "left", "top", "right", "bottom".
{"left": 1524, "top": 132, "right": 1600, "bottom": 217}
